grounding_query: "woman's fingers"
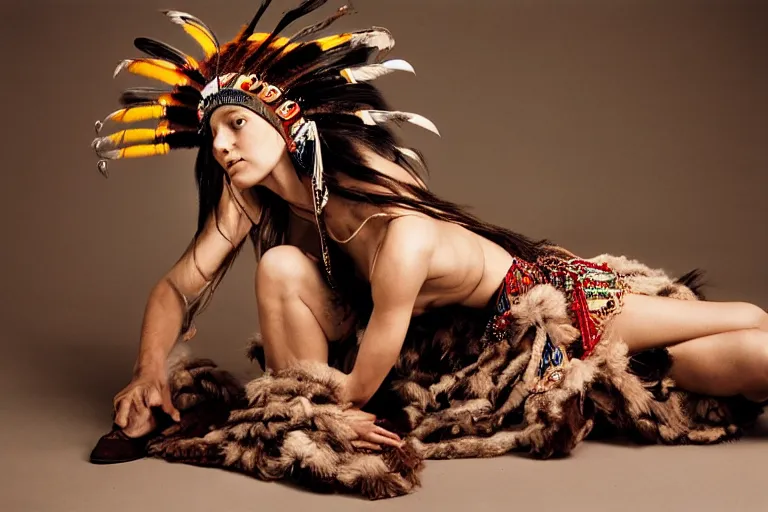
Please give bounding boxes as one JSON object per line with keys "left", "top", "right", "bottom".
{"left": 374, "top": 425, "right": 401, "bottom": 441}
{"left": 343, "top": 408, "right": 404, "bottom": 449}
{"left": 160, "top": 386, "right": 181, "bottom": 422}
{"left": 143, "top": 387, "right": 161, "bottom": 408}
{"left": 122, "top": 400, "right": 155, "bottom": 438}
{"left": 364, "top": 431, "right": 403, "bottom": 448}
{"left": 113, "top": 397, "right": 131, "bottom": 428}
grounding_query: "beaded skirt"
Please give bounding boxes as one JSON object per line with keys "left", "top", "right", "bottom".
{"left": 487, "top": 256, "right": 630, "bottom": 376}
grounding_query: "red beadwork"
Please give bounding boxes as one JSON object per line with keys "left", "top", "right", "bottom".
{"left": 488, "top": 256, "right": 626, "bottom": 359}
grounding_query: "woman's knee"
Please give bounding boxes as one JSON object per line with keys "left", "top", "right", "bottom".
{"left": 752, "top": 304, "right": 768, "bottom": 331}
{"left": 731, "top": 302, "right": 768, "bottom": 331}
{"left": 255, "top": 245, "right": 353, "bottom": 344}
{"left": 738, "top": 329, "right": 768, "bottom": 400}
{"left": 255, "top": 245, "right": 320, "bottom": 299}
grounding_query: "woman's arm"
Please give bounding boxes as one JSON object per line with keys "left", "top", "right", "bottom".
{"left": 345, "top": 216, "right": 436, "bottom": 407}
{"left": 135, "top": 183, "right": 257, "bottom": 374}
{"left": 114, "top": 185, "right": 258, "bottom": 435}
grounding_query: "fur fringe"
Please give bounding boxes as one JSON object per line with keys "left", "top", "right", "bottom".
{"left": 145, "top": 254, "right": 763, "bottom": 499}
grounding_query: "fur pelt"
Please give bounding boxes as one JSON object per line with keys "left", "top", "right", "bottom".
{"left": 145, "top": 255, "right": 763, "bottom": 499}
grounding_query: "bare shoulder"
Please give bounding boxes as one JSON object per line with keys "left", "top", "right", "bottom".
{"left": 376, "top": 215, "right": 437, "bottom": 269}
{"left": 386, "top": 214, "right": 437, "bottom": 245}
{"left": 369, "top": 215, "right": 436, "bottom": 299}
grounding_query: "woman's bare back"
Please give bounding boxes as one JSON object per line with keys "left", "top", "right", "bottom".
{"left": 319, "top": 146, "right": 516, "bottom": 316}
{"left": 395, "top": 216, "right": 515, "bottom": 315}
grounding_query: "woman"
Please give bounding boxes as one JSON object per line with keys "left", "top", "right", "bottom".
{"left": 92, "top": 2, "right": 767, "bottom": 459}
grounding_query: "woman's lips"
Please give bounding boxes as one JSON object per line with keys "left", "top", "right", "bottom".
{"left": 228, "top": 158, "right": 245, "bottom": 171}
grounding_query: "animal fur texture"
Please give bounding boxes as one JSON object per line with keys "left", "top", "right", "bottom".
{"left": 145, "top": 254, "right": 764, "bottom": 499}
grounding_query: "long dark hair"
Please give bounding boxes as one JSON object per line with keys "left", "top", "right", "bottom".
{"left": 182, "top": 114, "right": 555, "bottom": 329}
{"left": 182, "top": 6, "right": 558, "bottom": 326}
{"left": 180, "top": 135, "right": 291, "bottom": 330}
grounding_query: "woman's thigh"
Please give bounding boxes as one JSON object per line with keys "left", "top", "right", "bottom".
{"left": 256, "top": 245, "right": 355, "bottom": 341}
{"left": 610, "top": 293, "right": 767, "bottom": 354}
{"left": 666, "top": 328, "right": 768, "bottom": 400}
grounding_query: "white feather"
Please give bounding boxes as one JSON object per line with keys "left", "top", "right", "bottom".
{"left": 356, "top": 110, "right": 440, "bottom": 136}
{"left": 163, "top": 10, "right": 201, "bottom": 28}
{"left": 395, "top": 146, "right": 423, "bottom": 163}
{"left": 344, "top": 59, "right": 415, "bottom": 83}
{"left": 350, "top": 28, "right": 395, "bottom": 53}
{"left": 355, "top": 110, "right": 376, "bottom": 126}
{"left": 396, "top": 146, "right": 429, "bottom": 186}
{"left": 163, "top": 10, "right": 188, "bottom": 24}
{"left": 113, "top": 60, "right": 132, "bottom": 79}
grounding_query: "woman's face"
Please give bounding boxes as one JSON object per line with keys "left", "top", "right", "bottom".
{"left": 209, "top": 105, "right": 286, "bottom": 189}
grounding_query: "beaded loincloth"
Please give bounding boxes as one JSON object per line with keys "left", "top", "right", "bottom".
{"left": 487, "top": 256, "right": 629, "bottom": 376}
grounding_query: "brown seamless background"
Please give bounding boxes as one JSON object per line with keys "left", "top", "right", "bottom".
{"left": 1, "top": 1, "right": 766, "bottom": 510}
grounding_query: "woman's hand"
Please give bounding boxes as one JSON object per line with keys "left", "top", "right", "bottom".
{"left": 338, "top": 374, "right": 402, "bottom": 450}
{"left": 113, "top": 371, "right": 180, "bottom": 438}
{"left": 342, "top": 408, "right": 403, "bottom": 450}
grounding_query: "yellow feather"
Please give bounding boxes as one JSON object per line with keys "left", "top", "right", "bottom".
{"left": 246, "top": 32, "right": 300, "bottom": 53}
{"left": 119, "top": 143, "right": 171, "bottom": 158}
{"left": 315, "top": 34, "right": 351, "bottom": 51}
{"left": 248, "top": 32, "right": 288, "bottom": 44}
{"left": 156, "top": 94, "right": 182, "bottom": 107}
{"left": 183, "top": 23, "right": 217, "bottom": 59}
{"left": 164, "top": 11, "right": 218, "bottom": 59}
{"left": 107, "top": 105, "right": 166, "bottom": 124}
{"left": 247, "top": 32, "right": 266, "bottom": 42}
{"left": 185, "top": 55, "right": 200, "bottom": 69}
{"left": 117, "top": 60, "right": 193, "bottom": 88}
{"left": 143, "top": 58, "right": 178, "bottom": 70}
{"left": 105, "top": 125, "right": 173, "bottom": 146}
{"left": 106, "top": 128, "right": 154, "bottom": 146}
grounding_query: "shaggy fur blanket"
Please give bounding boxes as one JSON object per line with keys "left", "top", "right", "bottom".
{"left": 144, "top": 255, "right": 764, "bottom": 499}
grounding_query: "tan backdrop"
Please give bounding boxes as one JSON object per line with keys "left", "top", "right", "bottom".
{"left": 1, "top": 1, "right": 766, "bottom": 510}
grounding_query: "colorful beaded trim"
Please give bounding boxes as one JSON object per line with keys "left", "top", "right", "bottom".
{"left": 488, "top": 256, "right": 628, "bottom": 374}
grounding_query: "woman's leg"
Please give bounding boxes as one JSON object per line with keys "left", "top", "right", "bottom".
{"left": 612, "top": 294, "right": 768, "bottom": 353}
{"left": 255, "top": 245, "right": 354, "bottom": 371}
{"left": 254, "top": 246, "right": 402, "bottom": 448}
{"left": 667, "top": 329, "right": 768, "bottom": 401}
{"left": 611, "top": 294, "right": 768, "bottom": 399}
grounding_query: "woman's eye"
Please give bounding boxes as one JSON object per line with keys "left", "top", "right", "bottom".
{"left": 232, "top": 118, "right": 246, "bottom": 129}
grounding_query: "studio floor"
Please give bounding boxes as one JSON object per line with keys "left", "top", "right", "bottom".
{"left": 3, "top": 0, "right": 767, "bottom": 510}
{"left": 4, "top": 334, "right": 767, "bottom": 512}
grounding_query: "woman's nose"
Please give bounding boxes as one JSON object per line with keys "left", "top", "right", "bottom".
{"left": 212, "top": 132, "right": 231, "bottom": 155}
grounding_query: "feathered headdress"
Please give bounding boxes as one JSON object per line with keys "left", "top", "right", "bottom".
{"left": 91, "top": 0, "right": 439, "bottom": 281}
